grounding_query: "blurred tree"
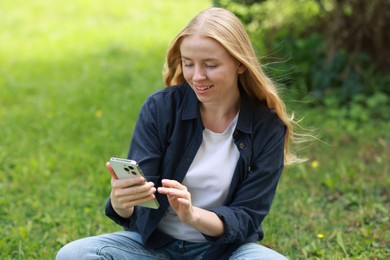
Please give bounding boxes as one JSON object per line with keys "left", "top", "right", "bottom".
{"left": 214, "top": 0, "right": 389, "bottom": 71}
{"left": 324, "top": 0, "right": 390, "bottom": 72}
{"left": 213, "top": 0, "right": 390, "bottom": 105}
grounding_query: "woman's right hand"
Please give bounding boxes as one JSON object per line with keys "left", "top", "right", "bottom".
{"left": 106, "top": 162, "right": 157, "bottom": 218}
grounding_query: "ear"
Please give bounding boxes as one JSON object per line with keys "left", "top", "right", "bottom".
{"left": 237, "top": 63, "right": 246, "bottom": 74}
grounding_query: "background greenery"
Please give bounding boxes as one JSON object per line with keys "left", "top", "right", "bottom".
{"left": 0, "top": 0, "right": 388, "bottom": 259}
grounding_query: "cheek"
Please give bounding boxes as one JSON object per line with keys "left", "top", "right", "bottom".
{"left": 182, "top": 68, "right": 192, "bottom": 81}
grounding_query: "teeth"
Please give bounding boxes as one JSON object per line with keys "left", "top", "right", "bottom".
{"left": 196, "top": 85, "right": 211, "bottom": 91}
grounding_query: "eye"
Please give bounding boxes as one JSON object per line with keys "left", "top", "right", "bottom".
{"left": 183, "top": 63, "right": 194, "bottom": 68}
{"left": 205, "top": 64, "right": 217, "bottom": 68}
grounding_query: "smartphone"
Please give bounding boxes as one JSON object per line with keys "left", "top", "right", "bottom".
{"left": 109, "top": 157, "right": 159, "bottom": 209}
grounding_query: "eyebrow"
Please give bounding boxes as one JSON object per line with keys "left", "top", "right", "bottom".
{"left": 181, "top": 56, "right": 218, "bottom": 62}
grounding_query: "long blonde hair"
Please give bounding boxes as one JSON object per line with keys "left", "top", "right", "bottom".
{"left": 163, "top": 7, "right": 300, "bottom": 164}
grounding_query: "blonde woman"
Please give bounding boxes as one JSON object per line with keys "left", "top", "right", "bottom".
{"left": 57, "top": 7, "right": 293, "bottom": 259}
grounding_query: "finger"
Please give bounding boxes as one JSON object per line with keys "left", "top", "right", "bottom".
{"left": 113, "top": 190, "right": 155, "bottom": 210}
{"left": 177, "top": 198, "right": 191, "bottom": 206}
{"left": 114, "top": 181, "right": 155, "bottom": 197}
{"left": 106, "top": 162, "right": 118, "bottom": 179}
{"left": 157, "top": 186, "right": 190, "bottom": 200}
{"left": 156, "top": 186, "right": 169, "bottom": 195}
{"left": 157, "top": 187, "right": 178, "bottom": 195}
{"left": 161, "top": 179, "right": 187, "bottom": 190}
{"left": 111, "top": 177, "right": 146, "bottom": 191}
{"left": 121, "top": 193, "right": 157, "bottom": 208}
{"left": 116, "top": 186, "right": 156, "bottom": 202}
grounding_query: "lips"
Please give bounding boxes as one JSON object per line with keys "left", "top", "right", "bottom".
{"left": 194, "top": 84, "right": 213, "bottom": 91}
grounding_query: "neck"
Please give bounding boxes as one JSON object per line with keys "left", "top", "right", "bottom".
{"left": 200, "top": 96, "right": 240, "bottom": 133}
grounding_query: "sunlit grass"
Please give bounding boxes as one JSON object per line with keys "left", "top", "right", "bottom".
{"left": 0, "top": 1, "right": 211, "bottom": 259}
{"left": 1, "top": 0, "right": 389, "bottom": 259}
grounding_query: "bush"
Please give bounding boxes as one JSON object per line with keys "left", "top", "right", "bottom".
{"left": 214, "top": 0, "right": 390, "bottom": 120}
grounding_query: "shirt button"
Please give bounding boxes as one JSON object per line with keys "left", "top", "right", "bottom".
{"left": 239, "top": 143, "right": 245, "bottom": 149}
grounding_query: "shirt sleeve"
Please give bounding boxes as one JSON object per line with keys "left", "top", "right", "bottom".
{"left": 128, "top": 94, "right": 169, "bottom": 177}
{"left": 104, "top": 94, "right": 166, "bottom": 228}
{"left": 105, "top": 197, "right": 138, "bottom": 230}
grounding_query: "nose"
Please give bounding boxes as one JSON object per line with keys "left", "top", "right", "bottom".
{"left": 192, "top": 66, "right": 207, "bottom": 81}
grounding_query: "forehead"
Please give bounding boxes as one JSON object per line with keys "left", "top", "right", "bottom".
{"left": 179, "top": 34, "right": 232, "bottom": 60}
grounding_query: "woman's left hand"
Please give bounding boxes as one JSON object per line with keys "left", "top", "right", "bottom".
{"left": 157, "top": 179, "right": 195, "bottom": 224}
{"left": 158, "top": 179, "right": 225, "bottom": 237}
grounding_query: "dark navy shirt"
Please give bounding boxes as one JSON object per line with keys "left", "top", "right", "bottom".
{"left": 105, "top": 82, "right": 286, "bottom": 259}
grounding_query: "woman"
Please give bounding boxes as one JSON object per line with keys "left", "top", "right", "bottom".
{"left": 57, "top": 7, "right": 296, "bottom": 259}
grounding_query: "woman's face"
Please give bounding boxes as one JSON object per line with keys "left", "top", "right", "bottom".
{"left": 180, "top": 34, "right": 244, "bottom": 106}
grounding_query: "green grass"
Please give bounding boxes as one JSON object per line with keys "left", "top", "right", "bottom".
{"left": 0, "top": 1, "right": 211, "bottom": 259}
{"left": 0, "top": 0, "right": 388, "bottom": 259}
{"left": 264, "top": 109, "right": 390, "bottom": 259}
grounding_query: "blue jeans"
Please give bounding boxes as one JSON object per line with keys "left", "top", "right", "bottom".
{"left": 56, "top": 231, "right": 287, "bottom": 260}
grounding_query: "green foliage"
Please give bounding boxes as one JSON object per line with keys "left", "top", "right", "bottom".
{"left": 214, "top": 0, "right": 390, "bottom": 120}
{"left": 214, "top": 0, "right": 323, "bottom": 51}
{"left": 269, "top": 33, "right": 389, "bottom": 106}
{"left": 270, "top": 33, "right": 390, "bottom": 123}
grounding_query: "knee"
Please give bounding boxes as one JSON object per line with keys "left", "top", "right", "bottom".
{"left": 56, "top": 239, "right": 96, "bottom": 260}
{"left": 56, "top": 243, "right": 73, "bottom": 260}
{"left": 56, "top": 241, "right": 79, "bottom": 260}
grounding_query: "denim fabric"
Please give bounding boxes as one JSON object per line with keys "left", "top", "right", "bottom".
{"left": 56, "top": 231, "right": 287, "bottom": 260}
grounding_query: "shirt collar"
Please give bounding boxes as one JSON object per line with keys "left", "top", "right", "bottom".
{"left": 182, "top": 82, "right": 200, "bottom": 120}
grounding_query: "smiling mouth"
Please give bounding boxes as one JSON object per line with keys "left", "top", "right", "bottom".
{"left": 195, "top": 85, "right": 213, "bottom": 91}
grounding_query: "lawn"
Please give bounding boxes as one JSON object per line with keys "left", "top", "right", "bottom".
{"left": 0, "top": 0, "right": 388, "bottom": 259}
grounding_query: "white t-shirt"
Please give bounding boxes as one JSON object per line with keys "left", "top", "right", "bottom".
{"left": 157, "top": 113, "right": 240, "bottom": 242}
